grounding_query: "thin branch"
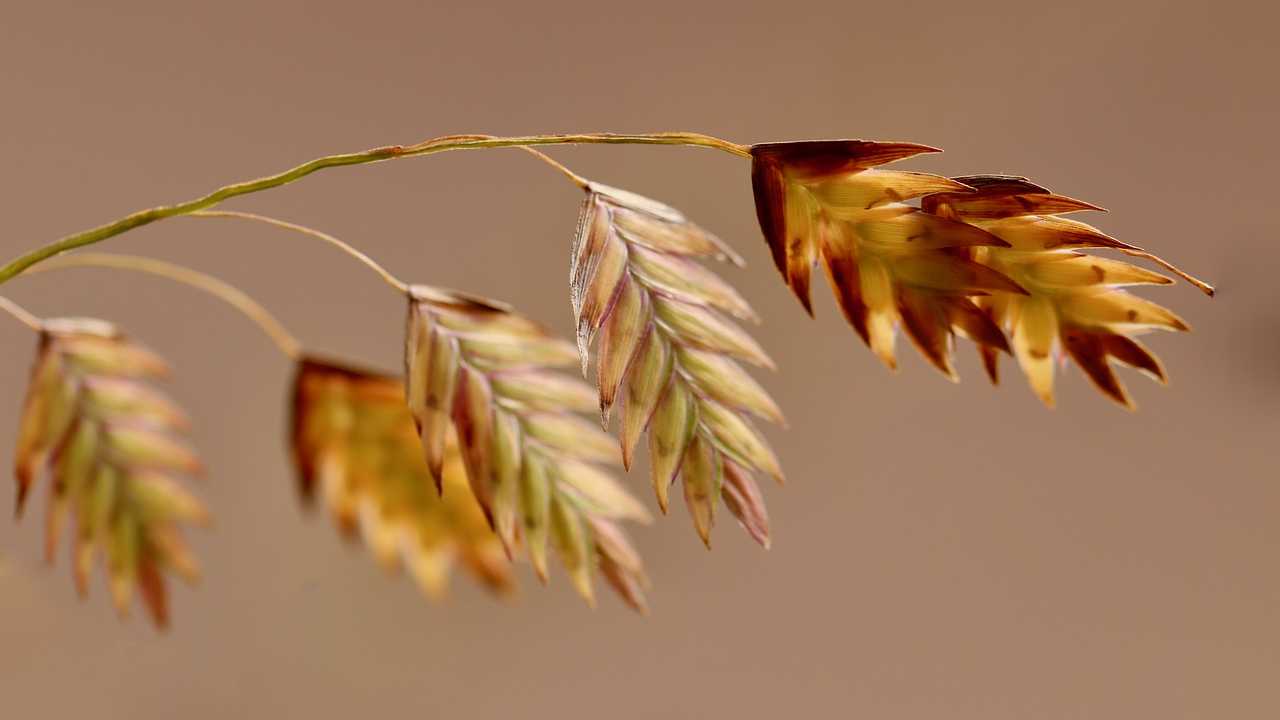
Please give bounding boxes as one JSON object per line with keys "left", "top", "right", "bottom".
{"left": 26, "top": 253, "right": 303, "bottom": 359}
{"left": 0, "top": 295, "right": 42, "bottom": 331}
{"left": 515, "top": 146, "right": 590, "bottom": 189}
{"left": 0, "top": 132, "right": 749, "bottom": 284}
{"left": 187, "top": 211, "right": 410, "bottom": 294}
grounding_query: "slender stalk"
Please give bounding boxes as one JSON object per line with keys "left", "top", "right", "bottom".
{"left": 26, "top": 253, "right": 303, "bottom": 359}
{"left": 186, "top": 144, "right": 592, "bottom": 291}
{"left": 0, "top": 132, "right": 747, "bottom": 284}
{"left": 0, "top": 296, "right": 42, "bottom": 331}
{"left": 188, "top": 211, "right": 410, "bottom": 293}
{"left": 515, "top": 146, "right": 590, "bottom": 189}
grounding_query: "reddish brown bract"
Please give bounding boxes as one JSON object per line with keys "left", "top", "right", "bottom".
{"left": 750, "top": 140, "right": 1021, "bottom": 378}
{"left": 921, "top": 175, "right": 1187, "bottom": 408}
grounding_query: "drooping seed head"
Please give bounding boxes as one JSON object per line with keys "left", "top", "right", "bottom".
{"left": 570, "top": 180, "right": 783, "bottom": 548}
{"left": 399, "top": 286, "right": 651, "bottom": 609}
{"left": 290, "top": 357, "right": 516, "bottom": 598}
{"left": 749, "top": 140, "right": 1025, "bottom": 379}
{"left": 921, "top": 175, "right": 1193, "bottom": 408}
{"left": 13, "top": 317, "right": 206, "bottom": 629}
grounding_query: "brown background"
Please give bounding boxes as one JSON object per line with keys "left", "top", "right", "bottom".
{"left": 0, "top": 1, "right": 1276, "bottom": 717}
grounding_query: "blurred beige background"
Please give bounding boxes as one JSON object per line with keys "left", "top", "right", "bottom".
{"left": 0, "top": 1, "right": 1276, "bottom": 717}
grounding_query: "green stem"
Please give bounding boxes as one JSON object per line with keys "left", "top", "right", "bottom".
{"left": 0, "top": 132, "right": 748, "bottom": 285}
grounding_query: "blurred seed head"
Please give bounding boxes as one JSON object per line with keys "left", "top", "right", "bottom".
{"left": 290, "top": 357, "right": 515, "bottom": 599}
{"left": 13, "top": 317, "right": 206, "bottom": 629}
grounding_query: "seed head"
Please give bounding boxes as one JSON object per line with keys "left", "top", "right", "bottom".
{"left": 750, "top": 140, "right": 1024, "bottom": 378}
{"left": 571, "top": 182, "right": 780, "bottom": 548}
{"left": 14, "top": 318, "right": 206, "bottom": 629}
{"left": 922, "top": 176, "right": 1188, "bottom": 408}
{"left": 400, "top": 289, "right": 651, "bottom": 610}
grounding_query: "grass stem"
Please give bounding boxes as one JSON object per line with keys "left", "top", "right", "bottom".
{"left": 0, "top": 132, "right": 747, "bottom": 284}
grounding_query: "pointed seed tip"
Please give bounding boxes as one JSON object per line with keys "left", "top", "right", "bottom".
{"left": 794, "top": 292, "right": 815, "bottom": 318}
{"left": 891, "top": 141, "right": 945, "bottom": 155}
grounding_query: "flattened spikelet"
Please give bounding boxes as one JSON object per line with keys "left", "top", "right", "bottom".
{"left": 570, "top": 181, "right": 782, "bottom": 548}
{"left": 750, "top": 142, "right": 1209, "bottom": 407}
{"left": 290, "top": 358, "right": 514, "bottom": 599}
{"left": 922, "top": 175, "right": 1199, "bottom": 408}
{"left": 401, "top": 289, "right": 650, "bottom": 610}
{"left": 13, "top": 318, "right": 206, "bottom": 629}
{"left": 750, "top": 140, "right": 1023, "bottom": 379}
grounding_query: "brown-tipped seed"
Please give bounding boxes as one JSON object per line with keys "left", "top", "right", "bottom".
{"left": 750, "top": 140, "right": 1022, "bottom": 377}
{"left": 569, "top": 181, "right": 785, "bottom": 546}
{"left": 921, "top": 175, "right": 1199, "bottom": 408}
{"left": 12, "top": 318, "right": 206, "bottom": 630}
{"left": 400, "top": 286, "right": 650, "bottom": 611}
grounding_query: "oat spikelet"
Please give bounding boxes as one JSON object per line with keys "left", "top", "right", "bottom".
{"left": 922, "top": 175, "right": 1193, "bottom": 409}
{"left": 13, "top": 318, "right": 207, "bottom": 629}
{"left": 571, "top": 182, "right": 780, "bottom": 549}
{"left": 290, "top": 358, "right": 515, "bottom": 599}
{"left": 402, "top": 290, "right": 651, "bottom": 610}
{"left": 750, "top": 141, "right": 1023, "bottom": 378}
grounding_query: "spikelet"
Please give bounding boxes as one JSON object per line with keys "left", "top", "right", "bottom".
{"left": 13, "top": 318, "right": 207, "bottom": 629}
{"left": 290, "top": 358, "right": 514, "bottom": 599}
{"left": 570, "top": 181, "right": 780, "bottom": 549}
{"left": 750, "top": 140, "right": 1022, "bottom": 378}
{"left": 401, "top": 290, "right": 651, "bottom": 610}
{"left": 922, "top": 175, "right": 1195, "bottom": 409}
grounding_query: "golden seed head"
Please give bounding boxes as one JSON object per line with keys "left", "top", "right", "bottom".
{"left": 749, "top": 141, "right": 1204, "bottom": 409}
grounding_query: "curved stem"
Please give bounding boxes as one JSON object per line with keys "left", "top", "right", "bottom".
{"left": 0, "top": 131, "right": 747, "bottom": 284}
{"left": 25, "top": 253, "right": 303, "bottom": 359}
{"left": 0, "top": 296, "right": 42, "bottom": 331}
{"left": 187, "top": 211, "right": 410, "bottom": 293}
